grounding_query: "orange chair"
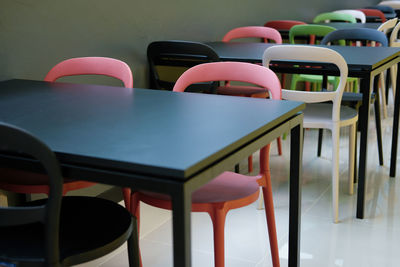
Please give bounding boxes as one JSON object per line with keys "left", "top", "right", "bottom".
{"left": 358, "top": 8, "right": 387, "bottom": 22}
{"left": 0, "top": 57, "right": 133, "bottom": 208}
{"left": 221, "top": 26, "right": 283, "bottom": 171}
{"left": 131, "top": 62, "right": 281, "bottom": 267}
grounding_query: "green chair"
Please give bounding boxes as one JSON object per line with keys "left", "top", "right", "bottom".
{"left": 289, "top": 24, "right": 350, "bottom": 91}
{"left": 313, "top": 12, "right": 357, "bottom": 23}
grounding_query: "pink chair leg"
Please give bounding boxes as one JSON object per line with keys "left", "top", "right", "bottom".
{"left": 277, "top": 137, "right": 282, "bottom": 156}
{"left": 209, "top": 208, "right": 228, "bottom": 267}
{"left": 248, "top": 155, "right": 253, "bottom": 173}
{"left": 262, "top": 185, "right": 280, "bottom": 267}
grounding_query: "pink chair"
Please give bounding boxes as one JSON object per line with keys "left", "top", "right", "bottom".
{"left": 131, "top": 62, "right": 281, "bottom": 267}
{"left": 221, "top": 27, "right": 283, "bottom": 170}
{"left": 0, "top": 57, "right": 134, "bottom": 209}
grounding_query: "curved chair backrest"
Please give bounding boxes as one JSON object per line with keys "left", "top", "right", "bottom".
{"left": 147, "top": 40, "right": 220, "bottom": 91}
{"left": 173, "top": 62, "right": 282, "bottom": 100}
{"left": 289, "top": 24, "right": 339, "bottom": 44}
{"left": 44, "top": 57, "right": 133, "bottom": 88}
{"left": 377, "top": 17, "right": 398, "bottom": 34}
{"left": 263, "top": 45, "right": 348, "bottom": 122}
{"left": 358, "top": 9, "right": 387, "bottom": 22}
{"left": 313, "top": 12, "right": 357, "bottom": 23}
{"left": 334, "top": 10, "right": 367, "bottom": 23}
{"left": 0, "top": 122, "right": 63, "bottom": 264}
{"left": 390, "top": 20, "right": 400, "bottom": 46}
{"left": 321, "top": 28, "right": 389, "bottom": 47}
{"left": 264, "top": 20, "right": 306, "bottom": 30}
{"left": 366, "top": 5, "right": 396, "bottom": 14}
{"left": 222, "top": 26, "right": 282, "bottom": 44}
{"left": 379, "top": 1, "right": 400, "bottom": 9}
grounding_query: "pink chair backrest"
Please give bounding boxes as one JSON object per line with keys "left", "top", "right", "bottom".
{"left": 358, "top": 9, "right": 387, "bottom": 22}
{"left": 264, "top": 20, "right": 306, "bottom": 30}
{"left": 172, "top": 62, "right": 282, "bottom": 100}
{"left": 222, "top": 26, "right": 283, "bottom": 44}
{"left": 44, "top": 57, "right": 133, "bottom": 88}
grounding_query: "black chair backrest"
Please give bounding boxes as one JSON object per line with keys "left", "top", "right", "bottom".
{"left": 147, "top": 40, "right": 220, "bottom": 92}
{"left": 0, "top": 122, "right": 63, "bottom": 264}
{"left": 321, "top": 28, "right": 389, "bottom": 47}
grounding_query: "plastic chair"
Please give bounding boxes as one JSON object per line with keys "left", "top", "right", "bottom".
{"left": 389, "top": 20, "right": 400, "bottom": 97}
{"left": 263, "top": 45, "right": 358, "bottom": 223}
{"left": 131, "top": 62, "right": 282, "bottom": 267}
{"left": 221, "top": 26, "right": 283, "bottom": 171}
{"left": 289, "top": 25, "right": 350, "bottom": 91}
{"left": 333, "top": 9, "right": 367, "bottom": 23}
{"left": 313, "top": 12, "right": 357, "bottom": 23}
{"left": 379, "top": 1, "right": 400, "bottom": 9}
{"left": 264, "top": 20, "right": 307, "bottom": 32}
{"left": 0, "top": 122, "right": 138, "bottom": 266}
{"left": 321, "top": 28, "right": 389, "bottom": 167}
{"left": 0, "top": 56, "right": 134, "bottom": 210}
{"left": 147, "top": 40, "right": 220, "bottom": 93}
{"left": 366, "top": 5, "right": 397, "bottom": 16}
{"left": 358, "top": 9, "right": 387, "bottom": 22}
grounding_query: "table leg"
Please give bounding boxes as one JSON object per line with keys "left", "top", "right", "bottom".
{"left": 172, "top": 186, "right": 192, "bottom": 267}
{"left": 356, "top": 75, "right": 371, "bottom": 219}
{"left": 390, "top": 61, "right": 400, "bottom": 177}
{"left": 289, "top": 122, "right": 302, "bottom": 267}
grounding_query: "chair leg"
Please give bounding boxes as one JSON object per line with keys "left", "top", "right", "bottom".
{"left": 379, "top": 73, "right": 388, "bottom": 119}
{"left": 248, "top": 155, "right": 253, "bottom": 173}
{"left": 277, "top": 137, "right": 282, "bottom": 156}
{"left": 391, "top": 64, "right": 397, "bottom": 101}
{"left": 209, "top": 208, "right": 228, "bottom": 267}
{"left": 123, "top": 188, "right": 131, "bottom": 211}
{"left": 331, "top": 126, "right": 340, "bottom": 223}
{"left": 130, "top": 194, "right": 142, "bottom": 267}
{"left": 348, "top": 124, "right": 356, "bottom": 195}
{"left": 262, "top": 182, "right": 280, "bottom": 267}
{"left": 127, "top": 216, "right": 141, "bottom": 267}
{"left": 317, "top": 129, "right": 323, "bottom": 157}
{"left": 374, "top": 78, "right": 384, "bottom": 166}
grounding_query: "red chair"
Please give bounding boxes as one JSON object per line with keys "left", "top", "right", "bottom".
{"left": 221, "top": 27, "right": 283, "bottom": 170}
{"left": 0, "top": 57, "right": 133, "bottom": 209}
{"left": 131, "top": 62, "right": 281, "bottom": 267}
{"left": 358, "top": 8, "right": 387, "bottom": 22}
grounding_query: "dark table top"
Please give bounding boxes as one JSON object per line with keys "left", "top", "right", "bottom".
{"left": 0, "top": 79, "right": 304, "bottom": 180}
{"left": 206, "top": 42, "right": 400, "bottom": 72}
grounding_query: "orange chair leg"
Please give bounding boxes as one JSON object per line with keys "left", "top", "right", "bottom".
{"left": 210, "top": 208, "right": 228, "bottom": 267}
{"left": 122, "top": 187, "right": 131, "bottom": 211}
{"left": 248, "top": 155, "right": 253, "bottom": 173}
{"left": 262, "top": 185, "right": 280, "bottom": 267}
{"left": 277, "top": 137, "right": 282, "bottom": 156}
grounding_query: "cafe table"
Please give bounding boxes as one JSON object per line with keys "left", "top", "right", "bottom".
{"left": 206, "top": 41, "right": 400, "bottom": 219}
{"left": 0, "top": 79, "right": 305, "bottom": 267}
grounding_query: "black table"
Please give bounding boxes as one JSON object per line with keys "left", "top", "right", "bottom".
{"left": 0, "top": 79, "right": 305, "bottom": 267}
{"left": 206, "top": 41, "right": 400, "bottom": 219}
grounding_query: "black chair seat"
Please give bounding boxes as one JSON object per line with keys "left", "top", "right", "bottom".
{"left": 0, "top": 196, "right": 133, "bottom": 266}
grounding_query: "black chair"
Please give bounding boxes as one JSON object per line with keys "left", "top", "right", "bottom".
{"left": 318, "top": 28, "right": 388, "bottom": 169}
{"left": 0, "top": 122, "right": 139, "bottom": 267}
{"left": 147, "top": 40, "right": 220, "bottom": 93}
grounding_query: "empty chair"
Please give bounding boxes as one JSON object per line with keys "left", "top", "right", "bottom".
{"left": 313, "top": 12, "right": 357, "bottom": 23}
{"left": 263, "top": 45, "right": 358, "bottom": 223}
{"left": 358, "top": 8, "right": 387, "bottom": 22}
{"left": 0, "top": 122, "right": 137, "bottom": 266}
{"left": 0, "top": 56, "right": 134, "bottom": 209}
{"left": 334, "top": 9, "right": 367, "bottom": 23}
{"left": 147, "top": 40, "right": 220, "bottom": 92}
{"left": 379, "top": 1, "right": 400, "bottom": 10}
{"left": 366, "top": 5, "right": 397, "bottom": 16}
{"left": 264, "top": 20, "right": 307, "bottom": 36}
{"left": 130, "top": 62, "right": 282, "bottom": 267}
{"left": 321, "top": 28, "right": 389, "bottom": 167}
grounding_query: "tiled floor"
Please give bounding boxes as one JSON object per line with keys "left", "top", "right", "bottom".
{"left": 79, "top": 97, "right": 400, "bottom": 267}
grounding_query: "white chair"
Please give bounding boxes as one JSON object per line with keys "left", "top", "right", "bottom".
{"left": 379, "top": 1, "right": 400, "bottom": 9}
{"left": 389, "top": 20, "right": 400, "bottom": 98}
{"left": 263, "top": 45, "right": 358, "bottom": 223}
{"left": 334, "top": 9, "right": 367, "bottom": 23}
{"left": 377, "top": 18, "right": 398, "bottom": 118}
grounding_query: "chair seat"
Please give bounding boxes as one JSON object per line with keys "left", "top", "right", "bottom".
{"left": 0, "top": 196, "right": 133, "bottom": 266}
{"left": 141, "top": 171, "right": 260, "bottom": 204}
{"left": 216, "top": 85, "right": 268, "bottom": 96}
{"left": 303, "top": 103, "right": 358, "bottom": 128}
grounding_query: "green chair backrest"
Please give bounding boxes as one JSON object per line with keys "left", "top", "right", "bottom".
{"left": 313, "top": 12, "right": 357, "bottom": 23}
{"left": 289, "top": 24, "right": 345, "bottom": 45}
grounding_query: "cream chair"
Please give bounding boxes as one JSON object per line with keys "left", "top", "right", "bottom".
{"left": 334, "top": 9, "right": 367, "bottom": 23}
{"left": 263, "top": 45, "right": 358, "bottom": 223}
